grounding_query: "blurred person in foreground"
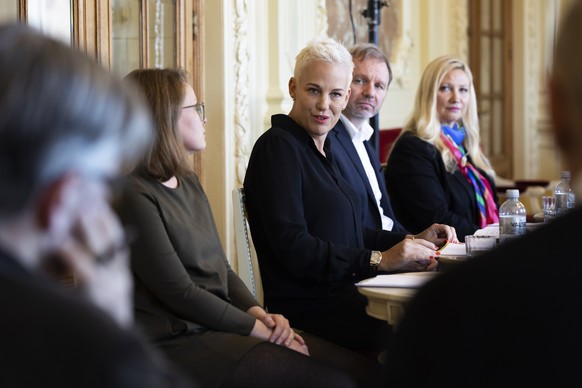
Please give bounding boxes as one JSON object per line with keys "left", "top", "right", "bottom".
{"left": 0, "top": 24, "right": 190, "bottom": 387}
{"left": 244, "top": 38, "right": 456, "bottom": 354}
{"left": 120, "top": 68, "right": 383, "bottom": 388}
{"left": 384, "top": 55, "right": 498, "bottom": 241}
{"left": 384, "top": 2, "right": 582, "bottom": 385}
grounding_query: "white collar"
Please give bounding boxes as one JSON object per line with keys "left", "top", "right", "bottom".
{"left": 340, "top": 114, "right": 374, "bottom": 142}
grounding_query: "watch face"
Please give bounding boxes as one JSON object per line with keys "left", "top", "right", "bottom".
{"left": 371, "top": 251, "right": 382, "bottom": 266}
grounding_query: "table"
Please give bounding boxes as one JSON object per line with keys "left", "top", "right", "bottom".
{"left": 356, "top": 271, "right": 439, "bottom": 326}
{"left": 357, "top": 286, "right": 418, "bottom": 326}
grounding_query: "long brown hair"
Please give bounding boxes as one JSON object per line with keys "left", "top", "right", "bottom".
{"left": 124, "top": 68, "right": 192, "bottom": 181}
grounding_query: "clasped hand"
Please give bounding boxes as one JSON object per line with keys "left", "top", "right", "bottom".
{"left": 247, "top": 306, "right": 309, "bottom": 356}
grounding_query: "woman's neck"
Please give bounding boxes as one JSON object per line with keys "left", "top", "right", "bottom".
{"left": 310, "top": 136, "right": 327, "bottom": 156}
{"left": 161, "top": 176, "right": 178, "bottom": 188}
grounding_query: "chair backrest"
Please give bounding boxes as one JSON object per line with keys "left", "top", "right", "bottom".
{"left": 379, "top": 127, "right": 402, "bottom": 165}
{"left": 232, "top": 187, "right": 264, "bottom": 304}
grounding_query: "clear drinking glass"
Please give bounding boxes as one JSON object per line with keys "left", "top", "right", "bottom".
{"left": 465, "top": 235, "right": 497, "bottom": 257}
{"left": 542, "top": 195, "right": 556, "bottom": 222}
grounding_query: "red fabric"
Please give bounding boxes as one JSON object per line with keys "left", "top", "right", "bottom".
{"left": 379, "top": 128, "right": 402, "bottom": 165}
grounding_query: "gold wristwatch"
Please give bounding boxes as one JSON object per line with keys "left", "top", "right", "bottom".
{"left": 370, "top": 250, "right": 382, "bottom": 270}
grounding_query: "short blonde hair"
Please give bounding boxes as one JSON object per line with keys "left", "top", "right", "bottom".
{"left": 293, "top": 38, "right": 354, "bottom": 87}
{"left": 403, "top": 55, "right": 494, "bottom": 176}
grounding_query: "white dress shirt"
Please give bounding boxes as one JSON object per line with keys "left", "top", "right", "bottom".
{"left": 339, "top": 115, "right": 394, "bottom": 231}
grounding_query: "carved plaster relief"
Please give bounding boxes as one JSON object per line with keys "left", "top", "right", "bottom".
{"left": 316, "top": 0, "right": 329, "bottom": 37}
{"left": 233, "top": 0, "right": 252, "bottom": 187}
{"left": 325, "top": 0, "right": 413, "bottom": 89}
{"left": 450, "top": 0, "right": 468, "bottom": 61}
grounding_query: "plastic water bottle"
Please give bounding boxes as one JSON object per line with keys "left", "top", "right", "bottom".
{"left": 554, "top": 170, "right": 575, "bottom": 217}
{"left": 499, "top": 189, "right": 526, "bottom": 242}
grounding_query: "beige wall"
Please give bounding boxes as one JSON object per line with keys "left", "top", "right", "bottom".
{"left": 204, "top": 0, "right": 562, "bottom": 269}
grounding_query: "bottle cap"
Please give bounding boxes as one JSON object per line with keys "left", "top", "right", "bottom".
{"left": 506, "top": 189, "right": 519, "bottom": 198}
{"left": 560, "top": 170, "right": 571, "bottom": 179}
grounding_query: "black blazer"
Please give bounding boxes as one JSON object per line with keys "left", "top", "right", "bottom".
{"left": 330, "top": 120, "right": 409, "bottom": 234}
{"left": 384, "top": 206, "right": 582, "bottom": 386}
{"left": 244, "top": 115, "right": 404, "bottom": 314}
{"left": 384, "top": 131, "right": 498, "bottom": 240}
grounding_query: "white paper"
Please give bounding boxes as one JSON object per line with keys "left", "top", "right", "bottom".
{"left": 473, "top": 223, "right": 541, "bottom": 238}
{"left": 473, "top": 224, "right": 499, "bottom": 238}
{"left": 439, "top": 242, "right": 467, "bottom": 257}
{"left": 355, "top": 272, "right": 438, "bottom": 288}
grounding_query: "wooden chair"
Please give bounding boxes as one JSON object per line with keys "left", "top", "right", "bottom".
{"left": 232, "top": 187, "right": 264, "bottom": 304}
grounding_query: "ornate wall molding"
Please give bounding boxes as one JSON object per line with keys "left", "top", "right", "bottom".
{"left": 316, "top": 0, "right": 328, "bottom": 38}
{"left": 233, "top": 0, "right": 252, "bottom": 187}
{"left": 323, "top": 0, "right": 413, "bottom": 89}
{"left": 449, "top": 0, "right": 468, "bottom": 61}
{"left": 388, "top": 0, "right": 413, "bottom": 89}
{"left": 391, "top": 33, "right": 413, "bottom": 89}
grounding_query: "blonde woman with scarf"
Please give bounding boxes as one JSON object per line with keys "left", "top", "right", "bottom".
{"left": 384, "top": 56, "right": 499, "bottom": 241}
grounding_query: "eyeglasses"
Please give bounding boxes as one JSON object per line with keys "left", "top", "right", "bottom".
{"left": 182, "top": 102, "right": 205, "bottom": 122}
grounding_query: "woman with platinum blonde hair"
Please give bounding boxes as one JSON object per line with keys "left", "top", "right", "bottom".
{"left": 385, "top": 55, "right": 499, "bottom": 241}
{"left": 244, "top": 39, "right": 456, "bottom": 356}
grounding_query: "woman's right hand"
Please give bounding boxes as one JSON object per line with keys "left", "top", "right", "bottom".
{"left": 378, "top": 237, "right": 439, "bottom": 272}
{"left": 250, "top": 319, "right": 310, "bottom": 356}
{"left": 247, "top": 306, "right": 296, "bottom": 346}
{"left": 286, "top": 334, "right": 310, "bottom": 356}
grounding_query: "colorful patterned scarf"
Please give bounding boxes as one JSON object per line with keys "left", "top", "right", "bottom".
{"left": 440, "top": 125, "right": 499, "bottom": 228}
